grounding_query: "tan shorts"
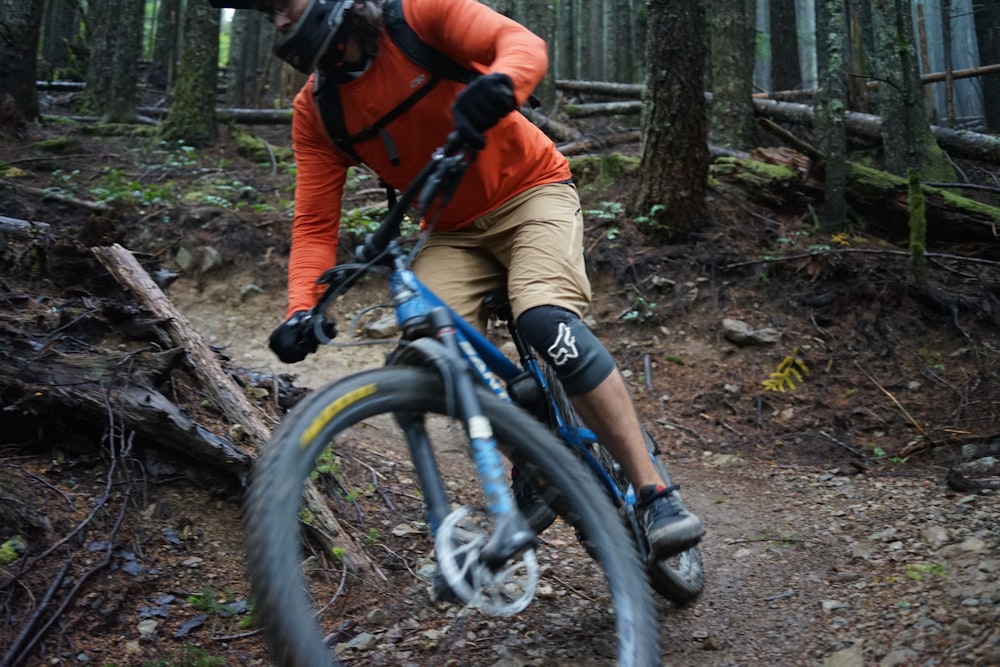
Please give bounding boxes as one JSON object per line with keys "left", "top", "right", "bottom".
{"left": 412, "top": 182, "right": 591, "bottom": 332}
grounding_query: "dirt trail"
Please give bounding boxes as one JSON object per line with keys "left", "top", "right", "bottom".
{"left": 167, "top": 271, "right": 1000, "bottom": 667}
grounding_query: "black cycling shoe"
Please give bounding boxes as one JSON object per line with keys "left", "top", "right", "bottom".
{"left": 511, "top": 468, "right": 557, "bottom": 533}
{"left": 638, "top": 484, "right": 704, "bottom": 559}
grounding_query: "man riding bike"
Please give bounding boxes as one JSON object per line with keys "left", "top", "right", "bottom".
{"left": 208, "top": 0, "right": 705, "bottom": 559}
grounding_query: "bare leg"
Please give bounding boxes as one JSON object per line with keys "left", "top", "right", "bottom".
{"left": 570, "top": 367, "right": 704, "bottom": 557}
{"left": 568, "top": 369, "right": 662, "bottom": 489}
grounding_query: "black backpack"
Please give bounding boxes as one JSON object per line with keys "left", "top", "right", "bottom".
{"left": 313, "top": 0, "right": 478, "bottom": 167}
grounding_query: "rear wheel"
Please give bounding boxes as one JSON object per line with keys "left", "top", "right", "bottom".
{"left": 543, "top": 365, "right": 705, "bottom": 603}
{"left": 243, "top": 366, "right": 659, "bottom": 666}
{"left": 642, "top": 431, "right": 705, "bottom": 603}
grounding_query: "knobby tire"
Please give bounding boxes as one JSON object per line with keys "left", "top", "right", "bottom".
{"left": 243, "top": 366, "right": 659, "bottom": 667}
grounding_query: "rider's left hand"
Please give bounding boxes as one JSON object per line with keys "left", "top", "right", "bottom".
{"left": 268, "top": 310, "right": 333, "bottom": 363}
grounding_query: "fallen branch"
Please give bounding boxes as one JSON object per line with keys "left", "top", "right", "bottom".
{"left": 854, "top": 361, "right": 928, "bottom": 440}
{"left": 91, "top": 244, "right": 377, "bottom": 575}
{"left": 0, "top": 180, "right": 108, "bottom": 213}
{"left": 722, "top": 247, "right": 1000, "bottom": 271}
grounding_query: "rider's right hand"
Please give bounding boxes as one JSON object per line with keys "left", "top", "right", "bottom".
{"left": 268, "top": 310, "right": 333, "bottom": 363}
{"left": 451, "top": 73, "right": 516, "bottom": 150}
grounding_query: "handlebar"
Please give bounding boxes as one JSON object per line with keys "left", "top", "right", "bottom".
{"left": 358, "top": 133, "right": 476, "bottom": 263}
{"left": 304, "top": 136, "right": 478, "bottom": 344}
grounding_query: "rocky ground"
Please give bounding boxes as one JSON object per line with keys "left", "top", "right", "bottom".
{"left": 1, "top": 118, "right": 999, "bottom": 666}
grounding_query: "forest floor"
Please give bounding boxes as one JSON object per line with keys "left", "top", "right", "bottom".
{"left": 1, "top": 112, "right": 999, "bottom": 667}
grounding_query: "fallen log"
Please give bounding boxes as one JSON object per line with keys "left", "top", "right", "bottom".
{"left": 554, "top": 80, "right": 645, "bottom": 98}
{"left": 563, "top": 101, "right": 643, "bottom": 119}
{"left": 0, "top": 179, "right": 109, "bottom": 213}
{"left": 556, "top": 96, "right": 1000, "bottom": 164}
{"left": 557, "top": 130, "right": 640, "bottom": 156}
{"left": 92, "top": 244, "right": 378, "bottom": 575}
{"left": 0, "top": 335, "right": 252, "bottom": 476}
{"left": 556, "top": 64, "right": 1000, "bottom": 101}
{"left": 711, "top": 150, "right": 1000, "bottom": 245}
{"left": 754, "top": 99, "right": 1000, "bottom": 163}
{"left": 520, "top": 107, "right": 582, "bottom": 143}
{"left": 35, "top": 80, "right": 86, "bottom": 91}
{"left": 0, "top": 216, "right": 52, "bottom": 241}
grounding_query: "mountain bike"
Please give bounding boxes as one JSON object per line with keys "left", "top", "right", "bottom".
{"left": 242, "top": 136, "right": 701, "bottom": 666}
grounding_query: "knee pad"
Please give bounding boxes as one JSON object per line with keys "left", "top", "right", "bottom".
{"left": 516, "top": 306, "right": 616, "bottom": 396}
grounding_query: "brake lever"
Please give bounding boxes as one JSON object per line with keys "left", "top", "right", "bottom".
{"left": 418, "top": 149, "right": 473, "bottom": 214}
{"left": 310, "top": 311, "right": 336, "bottom": 344}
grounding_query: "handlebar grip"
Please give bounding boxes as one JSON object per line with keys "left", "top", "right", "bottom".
{"left": 306, "top": 310, "right": 337, "bottom": 345}
{"left": 444, "top": 131, "right": 465, "bottom": 155}
{"left": 356, "top": 233, "right": 379, "bottom": 263}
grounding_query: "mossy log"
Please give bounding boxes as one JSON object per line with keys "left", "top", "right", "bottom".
{"left": 711, "top": 152, "right": 1000, "bottom": 245}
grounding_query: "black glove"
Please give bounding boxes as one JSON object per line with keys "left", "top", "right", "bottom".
{"left": 268, "top": 310, "right": 335, "bottom": 364}
{"left": 451, "top": 73, "right": 516, "bottom": 150}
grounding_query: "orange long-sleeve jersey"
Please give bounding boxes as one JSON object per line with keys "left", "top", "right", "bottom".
{"left": 285, "top": 0, "right": 572, "bottom": 317}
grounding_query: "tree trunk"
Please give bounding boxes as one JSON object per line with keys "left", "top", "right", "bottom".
{"left": 870, "top": 0, "right": 954, "bottom": 180}
{"left": 225, "top": 9, "right": 269, "bottom": 108}
{"left": 632, "top": 0, "right": 708, "bottom": 241}
{"left": 770, "top": 0, "right": 802, "bottom": 90}
{"left": 973, "top": 1, "right": 1000, "bottom": 132}
{"left": 39, "top": 0, "right": 81, "bottom": 79}
{"left": 554, "top": 0, "right": 575, "bottom": 80}
{"left": 605, "top": 0, "right": 634, "bottom": 83}
{"left": 582, "top": 0, "right": 604, "bottom": 80}
{"left": 940, "top": 0, "right": 955, "bottom": 127}
{"left": 161, "top": 0, "right": 220, "bottom": 146}
{"left": 108, "top": 0, "right": 144, "bottom": 122}
{"left": 514, "top": 0, "right": 556, "bottom": 106}
{"left": 846, "top": 0, "right": 875, "bottom": 112}
{"left": 80, "top": 0, "right": 142, "bottom": 122}
{"left": 816, "top": 0, "right": 849, "bottom": 230}
{"left": 149, "top": 0, "right": 181, "bottom": 90}
{"left": 707, "top": 0, "right": 758, "bottom": 151}
{"left": 0, "top": 0, "right": 45, "bottom": 126}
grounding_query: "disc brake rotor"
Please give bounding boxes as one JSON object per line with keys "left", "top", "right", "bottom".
{"left": 435, "top": 506, "right": 538, "bottom": 616}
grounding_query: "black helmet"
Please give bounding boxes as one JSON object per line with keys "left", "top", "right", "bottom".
{"left": 208, "top": 0, "right": 355, "bottom": 74}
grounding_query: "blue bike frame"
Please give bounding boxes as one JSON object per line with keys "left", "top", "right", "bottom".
{"left": 391, "top": 265, "right": 635, "bottom": 506}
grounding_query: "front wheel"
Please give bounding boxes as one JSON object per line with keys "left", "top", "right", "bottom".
{"left": 243, "top": 366, "right": 659, "bottom": 667}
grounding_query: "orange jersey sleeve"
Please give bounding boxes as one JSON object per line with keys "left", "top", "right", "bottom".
{"left": 285, "top": 0, "right": 571, "bottom": 318}
{"left": 286, "top": 85, "right": 353, "bottom": 317}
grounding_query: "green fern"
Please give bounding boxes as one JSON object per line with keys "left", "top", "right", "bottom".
{"left": 763, "top": 348, "right": 809, "bottom": 392}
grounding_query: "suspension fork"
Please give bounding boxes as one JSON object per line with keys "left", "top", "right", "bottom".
{"left": 396, "top": 412, "right": 451, "bottom": 533}
{"left": 424, "top": 307, "right": 536, "bottom": 568}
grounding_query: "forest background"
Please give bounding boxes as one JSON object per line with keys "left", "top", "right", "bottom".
{"left": 1, "top": 1, "right": 999, "bottom": 666}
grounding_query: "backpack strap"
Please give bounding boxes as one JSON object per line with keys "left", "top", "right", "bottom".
{"left": 382, "top": 0, "right": 477, "bottom": 85}
{"left": 316, "top": 71, "right": 448, "bottom": 167}
{"left": 313, "top": 0, "right": 476, "bottom": 167}
{"left": 312, "top": 0, "right": 535, "bottom": 167}
{"left": 313, "top": 73, "right": 364, "bottom": 165}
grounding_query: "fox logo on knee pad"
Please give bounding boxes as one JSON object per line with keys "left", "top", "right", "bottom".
{"left": 547, "top": 322, "right": 579, "bottom": 366}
